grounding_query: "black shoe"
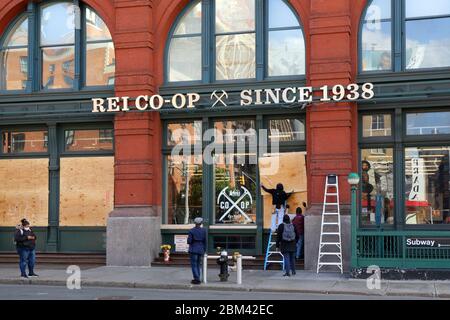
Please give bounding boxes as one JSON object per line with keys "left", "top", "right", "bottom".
{"left": 292, "top": 271, "right": 296, "bottom": 275}
{"left": 28, "top": 273, "right": 38, "bottom": 277}
{"left": 191, "top": 279, "right": 201, "bottom": 285}
{"left": 283, "top": 273, "right": 291, "bottom": 277}
{"left": 20, "top": 275, "right": 28, "bottom": 279}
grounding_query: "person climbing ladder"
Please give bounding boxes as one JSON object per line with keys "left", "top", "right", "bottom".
{"left": 261, "top": 183, "right": 292, "bottom": 231}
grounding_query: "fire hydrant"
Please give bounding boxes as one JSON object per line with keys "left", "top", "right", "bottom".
{"left": 216, "top": 249, "right": 229, "bottom": 282}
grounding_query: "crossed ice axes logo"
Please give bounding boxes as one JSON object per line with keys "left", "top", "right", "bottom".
{"left": 211, "top": 90, "right": 229, "bottom": 107}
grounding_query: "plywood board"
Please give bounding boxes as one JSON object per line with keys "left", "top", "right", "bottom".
{"left": 259, "top": 152, "right": 307, "bottom": 195}
{"left": 263, "top": 191, "right": 307, "bottom": 229}
{"left": 59, "top": 157, "right": 114, "bottom": 226}
{"left": 0, "top": 158, "right": 49, "bottom": 227}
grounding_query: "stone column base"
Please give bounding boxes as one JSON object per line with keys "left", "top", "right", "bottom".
{"left": 304, "top": 204, "right": 351, "bottom": 272}
{"left": 106, "top": 206, "right": 161, "bottom": 266}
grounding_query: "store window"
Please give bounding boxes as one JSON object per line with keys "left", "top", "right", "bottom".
{"left": 1, "top": 130, "right": 48, "bottom": 153}
{"left": 268, "top": 118, "right": 305, "bottom": 142}
{"left": 167, "top": 0, "right": 305, "bottom": 82}
{"left": 362, "top": 114, "right": 392, "bottom": 137}
{"left": 64, "top": 129, "right": 113, "bottom": 152}
{"left": 406, "top": 111, "right": 450, "bottom": 135}
{"left": 360, "top": 149, "right": 394, "bottom": 225}
{"left": 0, "top": 1, "right": 115, "bottom": 91}
{"left": 405, "top": 147, "right": 450, "bottom": 225}
{"left": 360, "top": 0, "right": 450, "bottom": 72}
{"left": 167, "top": 121, "right": 202, "bottom": 146}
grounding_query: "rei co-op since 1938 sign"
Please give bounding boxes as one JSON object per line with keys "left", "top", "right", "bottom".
{"left": 91, "top": 83, "right": 375, "bottom": 112}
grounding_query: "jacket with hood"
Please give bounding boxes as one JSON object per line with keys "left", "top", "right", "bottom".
{"left": 14, "top": 227, "right": 36, "bottom": 249}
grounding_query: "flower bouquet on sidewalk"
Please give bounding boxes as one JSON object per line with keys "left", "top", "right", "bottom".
{"left": 161, "top": 244, "right": 172, "bottom": 262}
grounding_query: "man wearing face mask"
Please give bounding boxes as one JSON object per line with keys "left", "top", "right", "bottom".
{"left": 14, "top": 218, "right": 38, "bottom": 279}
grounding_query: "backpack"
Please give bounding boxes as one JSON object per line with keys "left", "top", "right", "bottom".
{"left": 282, "top": 223, "right": 296, "bottom": 242}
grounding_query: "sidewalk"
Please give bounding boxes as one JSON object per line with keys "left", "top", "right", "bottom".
{"left": 0, "top": 264, "right": 449, "bottom": 298}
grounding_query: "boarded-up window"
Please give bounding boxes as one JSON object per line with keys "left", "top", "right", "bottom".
{"left": 59, "top": 156, "right": 114, "bottom": 226}
{"left": 259, "top": 152, "right": 307, "bottom": 229}
{"left": 0, "top": 158, "right": 49, "bottom": 226}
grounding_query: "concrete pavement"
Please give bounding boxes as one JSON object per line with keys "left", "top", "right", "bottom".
{"left": 0, "top": 265, "right": 449, "bottom": 298}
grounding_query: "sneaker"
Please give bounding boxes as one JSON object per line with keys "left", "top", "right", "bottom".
{"left": 28, "top": 273, "right": 39, "bottom": 277}
{"left": 191, "top": 279, "right": 201, "bottom": 285}
{"left": 292, "top": 271, "right": 296, "bottom": 275}
{"left": 283, "top": 273, "right": 291, "bottom": 277}
{"left": 20, "top": 275, "right": 28, "bottom": 279}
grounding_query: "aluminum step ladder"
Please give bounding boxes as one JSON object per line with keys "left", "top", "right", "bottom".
{"left": 264, "top": 229, "right": 285, "bottom": 271}
{"left": 317, "top": 174, "right": 343, "bottom": 273}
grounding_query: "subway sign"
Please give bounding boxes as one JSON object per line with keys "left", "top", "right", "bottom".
{"left": 91, "top": 83, "right": 375, "bottom": 112}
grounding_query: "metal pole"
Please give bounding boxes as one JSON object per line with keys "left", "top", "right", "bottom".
{"left": 351, "top": 185, "right": 358, "bottom": 269}
{"left": 202, "top": 254, "right": 208, "bottom": 284}
{"left": 236, "top": 255, "right": 242, "bottom": 285}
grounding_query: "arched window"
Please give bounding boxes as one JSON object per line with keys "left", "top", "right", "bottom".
{"left": 0, "top": 1, "right": 115, "bottom": 91}
{"left": 167, "top": 0, "right": 305, "bottom": 83}
{"left": 360, "top": 0, "right": 450, "bottom": 72}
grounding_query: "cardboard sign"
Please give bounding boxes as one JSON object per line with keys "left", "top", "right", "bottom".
{"left": 174, "top": 235, "right": 189, "bottom": 253}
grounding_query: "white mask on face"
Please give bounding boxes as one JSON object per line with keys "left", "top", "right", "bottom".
{"left": 24, "top": 227, "right": 30, "bottom": 231}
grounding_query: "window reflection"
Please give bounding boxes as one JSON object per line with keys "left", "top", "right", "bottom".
{"left": 86, "top": 42, "right": 115, "bottom": 86}
{"left": 362, "top": 114, "right": 392, "bottom": 137}
{"left": 215, "top": 0, "right": 255, "bottom": 33}
{"left": 407, "top": 112, "right": 450, "bottom": 135}
{"left": 2, "top": 130, "right": 48, "bottom": 153}
{"left": 40, "top": 2, "right": 75, "bottom": 46}
{"left": 269, "top": 118, "right": 305, "bottom": 142}
{"left": 169, "top": 37, "right": 202, "bottom": 82}
{"left": 268, "top": 29, "right": 305, "bottom": 76}
{"left": 214, "top": 120, "right": 256, "bottom": 144}
{"left": 64, "top": 129, "right": 113, "bottom": 152}
{"left": 167, "top": 155, "right": 203, "bottom": 224}
{"left": 405, "top": 147, "right": 450, "bottom": 225}
{"left": 216, "top": 34, "right": 256, "bottom": 80}
{"left": 167, "top": 121, "right": 202, "bottom": 146}
{"left": 42, "top": 46, "right": 75, "bottom": 89}
{"left": 361, "top": 149, "right": 395, "bottom": 225}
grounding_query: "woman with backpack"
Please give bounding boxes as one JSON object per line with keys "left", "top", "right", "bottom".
{"left": 276, "top": 215, "right": 299, "bottom": 277}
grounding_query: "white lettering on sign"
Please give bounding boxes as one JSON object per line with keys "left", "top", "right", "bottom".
{"left": 91, "top": 83, "right": 375, "bottom": 112}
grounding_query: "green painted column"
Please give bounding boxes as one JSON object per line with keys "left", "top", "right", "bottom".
{"left": 46, "top": 123, "right": 60, "bottom": 252}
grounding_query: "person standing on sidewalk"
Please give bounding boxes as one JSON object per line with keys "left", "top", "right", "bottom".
{"left": 276, "top": 215, "right": 298, "bottom": 277}
{"left": 292, "top": 206, "right": 305, "bottom": 260}
{"left": 187, "top": 217, "right": 206, "bottom": 285}
{"left": 14, "top": 218, "right": 38, "bottom": 279}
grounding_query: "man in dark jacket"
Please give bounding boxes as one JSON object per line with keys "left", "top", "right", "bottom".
{"left": 292, "top": 206, "right": 305, "bottom": 259}
{"left": 187, "top": 217, "right": 207, "bottom": 284}
{"left": 276, "top": 215, "right": 299, "bottom": 277}
{"left": 14, "top": 219, "right": 38, "bottom": 279}
{"left": 262, "top": 183, "right": 292, "bottom": 231}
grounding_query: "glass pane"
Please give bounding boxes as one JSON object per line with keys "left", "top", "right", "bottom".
{"left": 2, "top": 130, "right": 48, "bottom": 153}
{"left": 86, "top": 7, "right": 112, "bottom": 41}
{"left": 216, "top": 33, "right": 255, "bottom": 80}
{"left": 362, "top": 114, "right": 392, "bottom": 137}
{"left": 174, "top": 1, "right": 202, "bottom": 35}
{"left": 268, "top": 29, "right": 305, "bottom": 76}
{"left": 406, "top": 18, "right": 450, "bottom": 69}
{"left": 167, "top": 155, "right": 203, "bottom": 224}
{"left": 64, "top": 129, "right": 114, "bottom": 152}
{"left": 0, "top": 159, "right": 49, "bottom": 227}
{"left": 4, "top": 17, "right": 28, "bottom": 47}
{"left": 361, "top": 21, "right": 391, "bottom": 71}
{"left": 40, "top": 2, "right": 75, "bottom": 46}
{"left": 406, "top": 0, "right": 450, "bottom": 18}
{"left": 405, "top": 147, "right": 450, "bottom": 225}
{"left": 361, "top": 149, "right": 394, "bottom": 225}
{"left": 214, "top": 120, "right": 256, "bottom": 144}
{"left": 215, "top": 0, "right": 255, "bottom": 33}
{"left": 214, "top": 153, "right": 257, "bottom": 224}
{"left": 0, "top": 48, "right": 28, "bottom": 90}
{"left": 407, "top": 112, "right": 450, "bottom": 135}
{"left": 169, "top": 36, "right": 201, "bottom": 81}
{"left": 86, "top": 42, "right": 115, "bottom": 86}
{"left": 60, "top": 157, "right": 114, "bottom": 226}
{"left": 269, "top": 118, "right": 305, "bottom": 142}
{"left": 42, "top": 46, "right": 75, "bottom": 89}
{"left": 268, "top": 0, "right": 299, "bottom": 29}
{"left": 364, "top": 0, "right": 391, "bottom": 21}
{"left": 167, "top": 121, "right": 202, "bottom": 146}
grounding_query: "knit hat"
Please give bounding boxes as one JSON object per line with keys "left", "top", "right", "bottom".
{"left": 194, "top": 217, "right": 203, "bottom": 225}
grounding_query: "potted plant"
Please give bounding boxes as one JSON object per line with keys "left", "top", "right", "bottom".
{"left": 161, "top": 244, "right": 172, "bottom": 262}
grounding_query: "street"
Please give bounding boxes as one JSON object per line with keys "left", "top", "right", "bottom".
{"left": 0, "top": 284, "right": 438, "bottom": 300}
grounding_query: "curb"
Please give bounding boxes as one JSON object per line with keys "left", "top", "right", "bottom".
{"left": 0, "top": 278, "right": 445, "bottom": 298}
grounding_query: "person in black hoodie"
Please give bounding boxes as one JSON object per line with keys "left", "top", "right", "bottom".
{"left": 14, "top": 219, "right": 38, "bottom": 279}
{"left": 261, "top": 183, "right": 292, "bottom": 231}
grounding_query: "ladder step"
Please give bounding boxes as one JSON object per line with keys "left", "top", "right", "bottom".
{"left": 325, "top": 193, "right": 338, "bottom": 196}
{"left": 321, "top": 232, "right": 341, "bottom": 235}
{"left": 319, "top": 252, "right": 341, "bottom": 255}
{"left": 324, "top": 203, "right": 339, "bottom": 205}
{"left": 323, "top": 222, "right": 339, "bottom": 225}
{"left": 320, "top": 242, "right": 341, "bottom": 245}
{"left": 323, "top": 212, "right": 339, "bottom": 215}
{"left": 318, "top": 262, "right": 343, "bottom": 266}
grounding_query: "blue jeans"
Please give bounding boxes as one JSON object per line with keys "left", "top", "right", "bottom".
{"left": 296, "top": 235, "right": 304, "bottom": 259}
{"left": 18, "top": 247, "right": 35, "bottom": 276}
{"left": 190, "top": 253, "right": 202, "bottom": 281}
{"left": 283, "top": 251, "right": 296, "bottom": 274}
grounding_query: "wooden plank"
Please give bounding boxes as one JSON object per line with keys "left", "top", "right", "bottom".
{"left": 0, "top": 159, "right": 49, "bottom": 227}
{"left": 59, "top": 157, "right": 114, "bottom": 227}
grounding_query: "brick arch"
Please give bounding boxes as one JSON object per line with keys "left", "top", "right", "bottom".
{"left": 153, "top": 0, "right": 311, "bottom": 87}
{"left": 0, "top": 0, "right": 115, "bottom": 40}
